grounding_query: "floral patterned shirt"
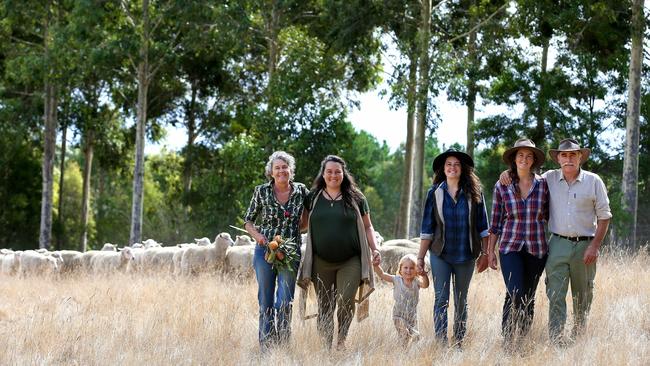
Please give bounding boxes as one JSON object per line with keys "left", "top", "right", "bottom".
{"left": 243, "top": 181, "right": 309, "bottom": 252}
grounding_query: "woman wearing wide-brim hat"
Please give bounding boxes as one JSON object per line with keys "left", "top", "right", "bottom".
{"left": 416, "top": 148, "right": 490, "bottom": 347}
{"left": 486, "top": 138, "right": 550, "bottom": 347}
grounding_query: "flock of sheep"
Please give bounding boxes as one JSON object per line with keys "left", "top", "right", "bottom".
{"left": 0, "top": 232, "right": 428, "bottom": 278}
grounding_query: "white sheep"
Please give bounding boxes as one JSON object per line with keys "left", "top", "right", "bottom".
{"left": 233, "top": 235, "right": 255, "bottom": 246}
{"left": 142, "top": 239, "right": 161, "bottom": 249}
{"left": 146, "top": 246, "right": 179, "bottom": 274}
{"left": 18, "top": 250, "right": 62, "bottom": 277}
{"left": 101, "top": 243, "right": 118, "bottom": 251}
{"left": 80, "top": 250, "right": 100, "bottom": 274}
{"left": 1, "top": 251, "right": 22, "bottom": 276}
{"left": 52, "top": 250, "right": 83, "bottom": 274}
{"left": 224, "top": 245, "right": 254, "bottom": 277}
{"left": 91, "top": 247, "right": 135, "bottom": 275}
{"left": 180, "top": 232, "right": 233, "bottom": 276}
{"left": 381, "top": 239, "right": 420, "bottom": 249}
{"left": 126, "top": 247, "right": 146, "bottom": 274}
{"left": 194, "top": 237, "right": 212, "bottom": 246}
{"left": 172, "top": 243, "right": 195, "bottom": 276}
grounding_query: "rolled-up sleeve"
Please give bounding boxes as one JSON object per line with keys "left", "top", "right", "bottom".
{"left": 477, "top": 193, "right": 490, "bottom": 238}
{"left": 420, "top": 188, "right": 435, "bottom": 240}
{"left": 489, "top": 184, "right": 505, "bottom": 236}
{"left": 243, "top": 186, "right": 261, "bottom": 224}
{"left": 594, "top": 176, "right": 612, "bottom": 220}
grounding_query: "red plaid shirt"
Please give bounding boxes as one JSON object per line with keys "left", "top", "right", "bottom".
{"left": 489, "top": 177, "right": 549, "bottom": 258}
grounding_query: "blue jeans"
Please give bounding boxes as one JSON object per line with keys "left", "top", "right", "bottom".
{"left": 253, "top": 245, "right": 298, "bottom": 347}
{"left": 499, "top": 250, "right": 547, "bottom": 340}
{"left": 429, "top": 252, "right": 475, "bottom": 344}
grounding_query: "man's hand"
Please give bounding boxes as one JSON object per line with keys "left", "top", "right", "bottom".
{"left": 583, "top": 242, "right": 599, "bottom": 265}
{"left": 499, "top": 170, "right": 512, "bottom": 186}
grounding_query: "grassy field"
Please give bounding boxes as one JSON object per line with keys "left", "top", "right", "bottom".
{"left": 0, "top": 249, "right": 648, "bottom": 365}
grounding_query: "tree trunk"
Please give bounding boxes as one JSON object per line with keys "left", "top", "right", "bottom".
{"left": 466, "top": 23, "right": 477, "bottom": 158}
{"left": 183, "top": 84, "right": 198, "bottom": 197}
{"left": 409, "top": 0, "right": 432, "bottom": 239}
{"left": 266, "top": 0, "right": 280, "bottom": 79}
{"left": 129, "top": 0, "right": 150, "bottom": 245}
{"left": 395, "top": 46, "right": 418, "bottom": 239}
{"left": 622, "top": 0, "right": 644, "bottom": 249}
{"left": 533, "top": 36, "right": 549, "bottom": 149}
{"left": 39, "top": 0, "right": 57, "bottom": 250}
{"left": 80, "top": 130, "right": 94, "bottom": 252}
{"left": 55, "top": 118, "right": 67, "bottom": 251}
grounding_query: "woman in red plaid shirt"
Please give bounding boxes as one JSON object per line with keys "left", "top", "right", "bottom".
{"left": 487, "top": 139, "right": 549, "bottom": 349}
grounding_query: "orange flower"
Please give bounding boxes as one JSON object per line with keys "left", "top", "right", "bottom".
{"left": 268, "top": 241, "right": 279, "bottom": 250}
{"left": 276, "top": 251, "right": 285, "bottom": 261}
{"left": 273, "top": 235, "right": 283, "bottom": 244}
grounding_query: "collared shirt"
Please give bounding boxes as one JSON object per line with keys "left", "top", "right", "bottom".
{"left": 543, "top": 169, "right": 612, "bottom": 237}
{"left": 489, "top": 177, "right": 549, "bottom": 258}
{"left": 243, "top": 181, "right": 309, "bottom": 252}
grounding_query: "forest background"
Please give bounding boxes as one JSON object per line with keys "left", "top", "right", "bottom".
{"left": 0, "top": 0, "right": 648, "bottom": 252}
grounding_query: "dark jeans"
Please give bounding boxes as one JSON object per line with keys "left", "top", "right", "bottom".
{"left": 499, "top": 249, "right": 547, "bottom": 340}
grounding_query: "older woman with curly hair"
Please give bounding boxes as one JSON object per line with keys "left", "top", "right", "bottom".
{"left": 244, "top": 151, "right": 309, "bottom": 350}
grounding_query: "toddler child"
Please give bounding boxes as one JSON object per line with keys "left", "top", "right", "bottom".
{"left": 374, "top": 254, "right": 429, "bottom": 346}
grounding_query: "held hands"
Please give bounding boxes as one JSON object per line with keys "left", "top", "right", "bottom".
{"left": 416, "top": 258, "right": 426, "bottom": 275}
{"left": 371, "top": 249, "right": 381, "bottom": 265}
{"left": 488, "top": 250, "right": 498, "bottom": 270}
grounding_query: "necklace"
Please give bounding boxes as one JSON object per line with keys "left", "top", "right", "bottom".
{"left": 323, "top": 190, "right": 342, "bottom": 207}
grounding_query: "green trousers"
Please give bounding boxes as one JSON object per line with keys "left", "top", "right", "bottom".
{"left": 545, "top": 235, "right": 597, "bottom": 340}
{"left": 312, "top": 255, "right": 361, "bottom": 348}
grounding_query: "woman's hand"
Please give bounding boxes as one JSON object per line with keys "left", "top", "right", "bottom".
{"left": 488, "top": 250, "right": 498, "bottom": 270}
{"left": 255, "top": 235, "right": 268, "bottom": 246}
{"left": 371, "top": 249, "right": 381, "bottom": 265}
{"left": 416, "top": 257, "right": 425, "bottom": 275}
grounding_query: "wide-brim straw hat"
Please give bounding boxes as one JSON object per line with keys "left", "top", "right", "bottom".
{"left": 549, "top": 138, "right": 591, "bottom": 164}
{"left": 502, "top": 138, "right": 546, "bottom": 169}
{"left": 432, "top": 148, "right": 474, "bottom": 171}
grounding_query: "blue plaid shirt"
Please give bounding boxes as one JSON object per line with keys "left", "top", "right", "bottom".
{"left": 439, "top": 182, "right": 473, "bottom": 263}
{"left": 420, "top": 182, "right": 489, "bottom": 263}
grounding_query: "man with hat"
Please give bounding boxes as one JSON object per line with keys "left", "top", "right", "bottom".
{"left": 544, "top": 138, "right": 611, "bottom": 343}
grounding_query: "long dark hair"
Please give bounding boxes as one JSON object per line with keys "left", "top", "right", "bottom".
{"left": 432, "top": 157, "right": 483, "bottom": 204}
{"left": 311, "top": 155, "right": 364, "bottom": 210}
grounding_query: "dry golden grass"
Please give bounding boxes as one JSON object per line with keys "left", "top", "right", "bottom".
{"left": 0, "top": 250, "right": 648, "bottom": 366}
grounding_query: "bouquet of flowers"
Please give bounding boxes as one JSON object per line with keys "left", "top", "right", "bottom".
{"left": 265, "top": 235, "right": 300, "bottom": 273}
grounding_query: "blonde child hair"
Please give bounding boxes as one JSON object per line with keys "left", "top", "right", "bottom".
{"left": 396, "top": 254, "right": 418, "bottom": 276}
